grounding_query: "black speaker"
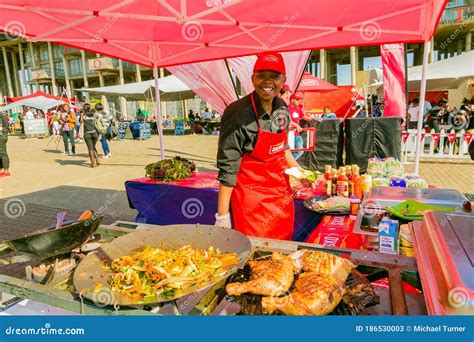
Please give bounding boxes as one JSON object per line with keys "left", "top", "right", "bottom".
{"left": 345, "top": 117, "right": 402, "bottom": 172}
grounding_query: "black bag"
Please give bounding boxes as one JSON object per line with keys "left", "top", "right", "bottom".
{"left": 106, "top": 124, "right": 118, "bottom": 141}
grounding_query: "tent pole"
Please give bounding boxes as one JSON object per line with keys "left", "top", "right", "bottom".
{"left": 153, "top": 64, "right": 165, "bottom": 160}
{"left": 414, "top": 39, "right": 430, "bottom": 175}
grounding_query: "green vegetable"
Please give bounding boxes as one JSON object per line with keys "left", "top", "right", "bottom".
{"left": 145, "top": 156, "right": 197, "bottom": 181}
{"left": 407, "top": 178, "right": 428, "bottom": 189}
{"left": 384, "top": 158, "right": 404, "bottom": 177}
{"left": 367, "top": 158, "right": 385, "bottom": 177}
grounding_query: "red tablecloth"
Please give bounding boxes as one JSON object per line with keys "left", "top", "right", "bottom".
{"left": 132, "top": 172, "right": 219, "bottom": 189}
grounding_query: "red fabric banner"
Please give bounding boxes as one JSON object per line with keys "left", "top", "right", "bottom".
{"left": 464, "top": 133, "right": 473, "bottom": 145}
{"left": 380, "top": 44, "right": 407, "bottom": 117}
{"left": 447, "top": 133, "right": 457, "bottom": 144}
{"left": 402, "top": 131, "right": 410, "bottom": 143}
{"left": 431, "top": 133, "right": 441, "bottom": 145}
{"left": 168, "top": 60, "right": 238, "bottom": 114}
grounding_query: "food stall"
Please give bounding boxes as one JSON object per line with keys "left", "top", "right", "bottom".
{"left": 1, "top": 156, "right": 472, "bottom": 316}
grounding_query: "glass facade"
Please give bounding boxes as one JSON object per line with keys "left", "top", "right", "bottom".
{"left": 69, "top": 59, "right": 83, "bottom": 76}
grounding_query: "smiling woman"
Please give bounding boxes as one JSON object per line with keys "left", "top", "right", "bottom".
{"left": 215, "top": 52, "right": 301, "bottom": 241}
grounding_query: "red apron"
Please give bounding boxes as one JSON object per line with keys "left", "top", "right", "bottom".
{"left": 231, "top": 93, "right": 294, "bottom": 240}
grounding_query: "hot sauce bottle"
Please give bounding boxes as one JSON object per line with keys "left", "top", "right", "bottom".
{"left": 331, "top": 169, "right": 338, "bottom": 196}
{"left": 337, "top": 168, "right": 349, "bottom": 197}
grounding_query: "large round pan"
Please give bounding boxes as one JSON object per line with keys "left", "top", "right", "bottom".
{"left": 4, "top": 216, "right": 103, "bottom": 258}
{"left": 73, "top": 224, "right": 251, "bottom": 307}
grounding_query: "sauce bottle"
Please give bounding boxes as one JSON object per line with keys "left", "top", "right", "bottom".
{"left": 337, "top": 168, "right": 349, "bottom": 197}
{"left": 352, "top": 167, "right": 362, "bottom": 199}
{"left": 324, "top": 165, "right": 332, "bottom": 197}
{"left": 331, "top": 169, "right": 338, "bottom": 196}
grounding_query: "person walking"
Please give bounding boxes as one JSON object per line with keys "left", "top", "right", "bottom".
{"left": 59, "top": 103, "right": 76, "bottom": 155}
{"left": 0, "top": 111, "right": 10, "bottom": 177}
{"left": 81, "top": 103, "right": 100, "bottom": 168}
{"left": 95, "top": 103, "right": 113, "bottom": 159}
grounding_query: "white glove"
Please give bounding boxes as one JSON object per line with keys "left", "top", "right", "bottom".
{"left": 214, "top": 212, "right": 232, "bottom": 228}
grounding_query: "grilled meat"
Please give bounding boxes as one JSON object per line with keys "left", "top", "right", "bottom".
{"left": 261, "top": 272, "right": 345, "bottom": 315}
{"left": 226, "top": 252, "right": 294, "bottom": 296}
{"left": 289, "top": 250, "right": 355, "bottom": 283}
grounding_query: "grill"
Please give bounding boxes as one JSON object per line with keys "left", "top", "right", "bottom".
{"left": 0, "top": 222, "right": 427, "bottom": 316}
{"left": 224, "top": 250, "right": 380, "bottom": 316}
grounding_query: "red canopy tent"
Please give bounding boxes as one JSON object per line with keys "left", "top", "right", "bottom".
{"left": 7, "top": 90, "right": 75, "bottom": 103}
{"left": 0, "top": 0, "right": 448, "bottom": 169}
{"left": 296, "top": 72, "right": 339, "bottom": 92}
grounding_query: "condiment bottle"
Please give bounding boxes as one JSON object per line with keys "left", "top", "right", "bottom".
{"left": 331, "top": 169, "right": 338, "bottom": 196}
{"left": 352, "top": 167, "right": 362, "bottom": 199}
{"left": 337, "top": 168, "right": 349, "bottom": 197}
{"left": 324, "top": 165, "right": 332, "bottom": 197}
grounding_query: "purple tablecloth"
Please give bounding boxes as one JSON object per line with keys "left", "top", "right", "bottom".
{"left": 125, "top": 175, "right": 322, "bottom": 242}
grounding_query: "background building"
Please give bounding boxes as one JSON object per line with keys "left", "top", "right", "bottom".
{"left": 0, "top": 0, "right": 472, "bottom": 115}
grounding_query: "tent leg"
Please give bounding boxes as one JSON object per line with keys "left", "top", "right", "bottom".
{"left": 153, "top": 65, "right": 165, "bottom": 160}
{"left": 413, "top": 40, "right": 430, "bottom": 175}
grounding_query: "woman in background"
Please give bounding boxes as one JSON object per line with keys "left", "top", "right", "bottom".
{"left": 95, "top": 103, "right": 113, "bottom": 159}
{"left": 81, "top": 103, "right": 100, "bottom": 167}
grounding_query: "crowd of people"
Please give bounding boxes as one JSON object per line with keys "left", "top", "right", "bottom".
{"left": 407, "top": 96, "right": 474, "bottom": 133}
{"left": 1, "top": 102, "right": 116, "bottom": 172}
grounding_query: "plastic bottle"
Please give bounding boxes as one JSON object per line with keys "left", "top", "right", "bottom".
{"left": 352, "top": 167, "right": 362, "bottom": 199}
{"left": 324, "top": 165, "right": 332, "bottom": 197}
{"left": 345, "top": 165, "right": 353, "bottom": 197}
{"left": 337, "top": 168, "right": 349, "bottom": 197}
{"left": 331, "top": 169, "right": 338, "bottom": 196}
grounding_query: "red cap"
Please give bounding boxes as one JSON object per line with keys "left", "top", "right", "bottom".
{"left": 253, "top": 52, "right": 286, "bottom": 75}
{"left": 281, "top": 84, "right": 291, "bottom": 92}
{"left": 290, "top": 93, "right": 302, "bottom": 100}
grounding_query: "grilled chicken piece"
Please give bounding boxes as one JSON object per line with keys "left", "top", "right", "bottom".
{"left": 262, "top": 272, "right": 345, "bottom": 315}
{"left": 289, "top": 250, "right": 355, "bottom": 284}
{"left": 226, "top": 252, "right": 294, "bottom": 296}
